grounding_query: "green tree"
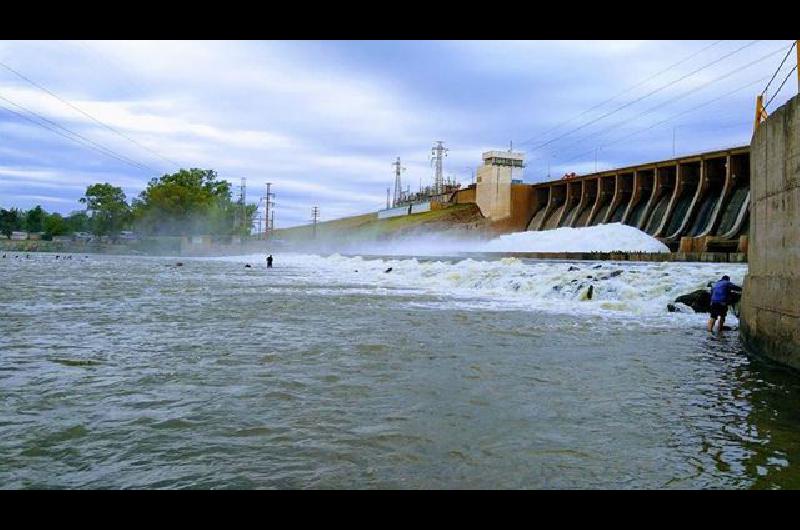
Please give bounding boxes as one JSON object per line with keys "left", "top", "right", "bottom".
{"left": 132, "top": 168, "right": 253, "bottom": 236}
{"left": 0, "top": 208, "right": 23, "bottom": 238}
{"left": 65, "top": 211, "right": 90, "bottom": 233}
{"left": 25, "top": 205, "right": 45, "bottom": 234}
{"left": 80, "top": 183, "right": 130, "bottom": 238}
{"left": 43, "top": 212, "right": 69, "bottom": 238}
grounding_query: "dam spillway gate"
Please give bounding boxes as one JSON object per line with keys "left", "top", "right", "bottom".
{"left": 523, "top": 146, "right": 751, "bottom": 253}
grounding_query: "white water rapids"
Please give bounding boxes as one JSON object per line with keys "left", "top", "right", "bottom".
{"left": 211, "top": 253, "right": 747, "bottom": 326}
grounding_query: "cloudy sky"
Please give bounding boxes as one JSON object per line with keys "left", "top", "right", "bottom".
{"left": 0, "top": 40, "right": 796, "bottom": 227}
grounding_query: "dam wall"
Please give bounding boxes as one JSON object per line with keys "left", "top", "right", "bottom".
{"left": 741, "top": 94, "right": 800, "bottom": 370}
{"left": 521, "top": 147, "right": 751, "bottom": 254}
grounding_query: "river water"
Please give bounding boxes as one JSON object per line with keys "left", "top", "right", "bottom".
{"left": 1, "top": 252, "right": 799, "bottom": 489}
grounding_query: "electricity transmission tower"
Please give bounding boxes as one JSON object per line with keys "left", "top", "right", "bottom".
{"left": 386, "top": 187, "right": 390, "bottom": 209}
{"left": 430, "top": 141, "right": 448, "bottom": 194}
{"left": 392, "top": 156, "right": 406, "bottom": 207}
{"left": 311, "top": 206, "right": 320, "bottom": 238}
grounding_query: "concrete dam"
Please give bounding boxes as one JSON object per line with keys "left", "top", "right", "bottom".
{"left": 522, "top": 146, "right": 751, "bottom": 253}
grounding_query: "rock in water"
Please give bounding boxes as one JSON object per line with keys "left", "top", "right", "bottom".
{"left": 673, "top": 290, "right": 711, "bottom": 313}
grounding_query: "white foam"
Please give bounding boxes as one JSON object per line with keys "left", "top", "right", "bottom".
{"left": 202, "top": 252, "right": 747, "bottom": 325}
{"left": 483, "top": 223, "right": 670, "bottom": 253}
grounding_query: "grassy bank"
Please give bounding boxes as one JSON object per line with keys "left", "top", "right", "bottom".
{"left": 273, "top": 204, "right": 487, "bottom": 249}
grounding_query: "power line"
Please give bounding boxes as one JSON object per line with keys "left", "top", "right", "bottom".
{"left": 0, "top": 93, "right": 157, "bottom": 172}
{"left": 761, "top": 41, "right": 796, "bottom": 97}
{"left": 764, "top": 64, "right": 798, "bottom": 109}
{"left": 524, "top": 40, "right": 724, "bottom": 144}
{"left": 0, "top": 58, "right": 181, "bottom": 169}
{"left": 550, "top": 43, "right": 790, "bottom": 163}
{"left": 558, "top": 75, "right": 770, "bottom": 167}
{"left": 521, "top": 40, "right": 761, "bottom": 153}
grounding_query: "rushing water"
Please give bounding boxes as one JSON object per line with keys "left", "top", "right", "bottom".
{"left": 1, "top": 252, "right": 800, "bottom": 489}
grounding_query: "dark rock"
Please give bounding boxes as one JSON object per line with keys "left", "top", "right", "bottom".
{"left": 245, "top": 264, "right": 252, "bottom": 268}
{"left": 568, "top": 266, "right": 580, "bottom": 271}
{"left": 176, "top": 262, "right": 183, "bottom": 267}
{"left": 673, "top": 290, "right": 711, "bottom": 313}
{"left": 385, "top": 267, "right": 393, "bottom": 273}
{"left": 610, "top": 270, "right": 623, "bottom": 277}
{"left": 592, "top": 264, "right": 603, "bottom": 269}
{"left": 599, "top": 276, "right": 609, "bottom": 281}
{"left": 552, "top": 285, "right": 561, "bottom": 292}
{"left": 587, "top": 285, "right": 594, "bottom": 300}
{"left": 586, "top": 275, "right": 593, "bottom": 279}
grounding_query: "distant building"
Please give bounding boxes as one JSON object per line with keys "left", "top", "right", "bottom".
{"left": 476, "top": 150, "right": 525, "bottom": 221}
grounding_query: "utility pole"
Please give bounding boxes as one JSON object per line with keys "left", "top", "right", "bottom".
{"left": 430, "top": 141, "right": 448, "bottom": 195}
{"left": 241, "top": 177, "right": 247, "bottom": 232}
{"left": 392, "top": 157, "right": 406, "bottom": 207}
{"left": 311, "top": 206, "right": 319, "bottom": 239}
{"left": 386, "top": 187, "right": 390, "bottom": 209}
{"left": 263, "top": 182, "right": 275, "bottom": 239}
{"left": 234, "top": 177, "right": 247, "bottom": 232}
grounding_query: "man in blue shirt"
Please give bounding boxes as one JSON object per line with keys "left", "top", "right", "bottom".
{"left": 707, "top": 275, "right": 742, "bottom": 333}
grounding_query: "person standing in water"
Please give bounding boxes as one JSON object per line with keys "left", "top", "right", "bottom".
{"left": 266, "top": 255, "right": 273, "bottom": 268}
{"left": 707, "top": 275, "right": 742, "bottom": 333}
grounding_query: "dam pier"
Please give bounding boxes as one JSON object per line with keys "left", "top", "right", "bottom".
{"left": 741, "top": 94, "right": 800, "bottom": 370}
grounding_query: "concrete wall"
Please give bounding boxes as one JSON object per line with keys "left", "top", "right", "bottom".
{"left": 410, "top": 201, "right": 432, "bottom": 214}
{"left": 455, "top": 185, "right": 476, "bottom": 204}
{"left": 476, "top": 164, "right": 512, "bottom": 221}
{"left": 741, "top": 94, "right": 800, "bottom": 370}
{"left": 377, "top": 205, "right": 411, "bottom": 219}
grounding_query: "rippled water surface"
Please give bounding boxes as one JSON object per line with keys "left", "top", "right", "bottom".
{"left": 2, "top": 252, "right": 800, "bottom": 489}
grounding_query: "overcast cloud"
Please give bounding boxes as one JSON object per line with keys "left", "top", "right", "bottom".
{"left": 0, "top": 40, "right": 795, "bottom": 226}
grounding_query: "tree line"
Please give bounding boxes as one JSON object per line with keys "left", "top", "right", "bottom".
{"left": 1, "top": 168, "right": 257, "bottom": 240}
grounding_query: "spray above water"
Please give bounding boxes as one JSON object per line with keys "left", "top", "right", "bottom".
{"left": 335, "top": 223, "right": 670, "bottom": 256}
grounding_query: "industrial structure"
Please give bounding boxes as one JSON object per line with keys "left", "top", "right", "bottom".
{"left": 392, "top": 157, "right": 406, "bottom": 207}
{"left": 379, "top": 141, "right": 464, "bottom": 219}
{"left": 517, "top": 146, "right": 751, "bottom": 254}
{"left": 475, "top": 150, "right": 525, "bottom": 221}
{"left": 431, "top": 141, "right": 448, "bottom": 194}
